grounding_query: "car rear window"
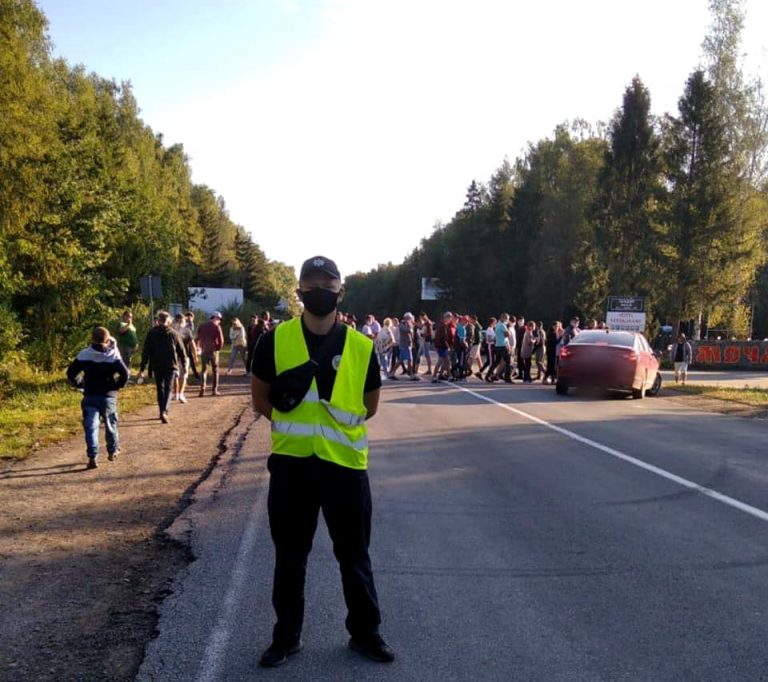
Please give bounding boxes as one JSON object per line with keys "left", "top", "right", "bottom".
{"left": 570, "top": 331, "right": 636, "bottom": 348}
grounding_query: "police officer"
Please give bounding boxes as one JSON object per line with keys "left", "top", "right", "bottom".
{"left": 250, "top": 256, "right": 394, "bottom": 668}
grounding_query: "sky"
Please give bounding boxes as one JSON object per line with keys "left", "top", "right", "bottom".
{"left": 38, "top": 0, "right": 768, "bottom": 280}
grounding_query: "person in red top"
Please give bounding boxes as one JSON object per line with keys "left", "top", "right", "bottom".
{"left": 431, "top": 312, "right": 456, "bottom": 383}
{"left": 196, "top": 311, "right": 225, "bottom": 396}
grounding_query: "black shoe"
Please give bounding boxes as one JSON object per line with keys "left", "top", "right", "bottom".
{"left": 107, "top": 449, "right": 120, "bottom": 462}
{"left": 349, "top": 634, "right": 395, "bottom": 663}
{"left": 86, "top": 458, "right": 98, "bottom": 470}
{"left": 160, "top": 412, "right": 169, "bottom": 424}
{"left": 259, "top": 640, "right": 303, "bottom": 668}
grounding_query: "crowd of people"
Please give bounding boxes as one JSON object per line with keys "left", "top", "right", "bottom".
{"left": 346, "top": 311, "right": 599, "bottom": 385}
{"left": 66, "top": 308, "right": 277, "bottom": 468}
{"left": 66, "top": 303, "right": 614, "bottom": 468}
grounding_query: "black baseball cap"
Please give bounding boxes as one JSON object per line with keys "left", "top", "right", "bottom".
{"left": 299, "top": 256, "right": 341, "bottom": 281}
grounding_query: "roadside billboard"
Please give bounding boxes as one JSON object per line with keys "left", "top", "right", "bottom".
{"left": 421, "top": 277, "right": 447, "bottom": 301}
{"left": 691, "top": 340, "right": 768, "bottom": 370}
{"left": 188, "top": 287, "right": 244, "bottom": 315}
{"left": 606, "top": 296, "right": 646, "bottom": 332}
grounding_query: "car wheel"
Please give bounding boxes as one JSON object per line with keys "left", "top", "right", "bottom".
{"left": 555, "top": 379, "right": 569, "bottom": 396}
{"left": 632, "top": 373, "right": 647, "bottom": 400}
{"left": 648, "top": 372, "right": 662, "bottom": 396}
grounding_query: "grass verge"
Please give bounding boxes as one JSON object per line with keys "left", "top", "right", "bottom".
{"left": 0, "top": 371, "right": 157, "bottom": 461}
{"left": 0, "top": 346, "right": 245, "bottom": 461}
{"left": 665, "top": 384, "right": 768, "bottom": 410}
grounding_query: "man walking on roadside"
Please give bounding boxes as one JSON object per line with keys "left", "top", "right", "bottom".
{"left": 670, "top": 333, "right": 693, "bottom": 385}
{"left": 137, "top": 311, "right": 187, "bottom": 424}
{"left": 250, "top": 255, "right": 394, "bottom": 668}
{"left": 115, "top": 310, "right": 139, "bottom": 374}
{"left": 67, "top": 326, "right": 129, "bottom": 469}
{"left": 196, "top": 311, "right": 225, "bottom": 396}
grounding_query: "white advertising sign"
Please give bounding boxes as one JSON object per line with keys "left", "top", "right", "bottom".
{"left": 606, "top": 311, "right": 646, "bottom": 332}
{"left": 421, "top": 277, "right": 446, "bottom": 301}
{"left": 188, "top": 287, "right": 244, "bottom": 315}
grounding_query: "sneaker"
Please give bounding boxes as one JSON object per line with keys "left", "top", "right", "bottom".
{"left": 107, "top": 449, "right": 120, "bottom": 462}
{"left": 178, "top": 394, "right": 187, "bottom": 404}
{"left": 259, "top": 640, "right": 303, "bottom": 668}
{"left": 348, "top": 634, "right": 395, "bottom": 663}
{"left": 160, "top": 412, "right": 169, "bottom": 424}
{"left": 389, "top": 375, "right": 399, "bottom": 381}
{"left": 410, "top": 375, "right": 421, "bottom": 381}
{"left": 86, "top": 458, "right": 98, "bottom": 470}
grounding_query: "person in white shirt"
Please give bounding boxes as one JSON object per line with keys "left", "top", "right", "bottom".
{"left": 374, "top": 318, "right": 396, "bottom": 376}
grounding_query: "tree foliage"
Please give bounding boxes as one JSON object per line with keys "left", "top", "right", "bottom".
{"left": 0, "top": 0, "right": 294, "bottom": 367}
{"left": 344, "top": 1, "right": 767, "bottom": 338}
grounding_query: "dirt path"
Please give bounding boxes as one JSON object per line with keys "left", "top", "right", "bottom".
{"left": 0, "top": 372, "right": 262, "bottom": 682}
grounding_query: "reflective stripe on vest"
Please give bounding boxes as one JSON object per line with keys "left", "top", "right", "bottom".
{"left": 271, "top": 318, "right": 373, "bottom": 470}
{"left": 271, "top": 421, "right": 369, "bottom": 451}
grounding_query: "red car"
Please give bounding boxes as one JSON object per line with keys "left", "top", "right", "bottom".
{"left": 556, "top": 330, "right": 662, "bottom": 398}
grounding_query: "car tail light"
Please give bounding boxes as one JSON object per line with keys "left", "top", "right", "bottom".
{"left": 560, "top": 347, "right": 571, "bottom": 359}
{"left": 624, "top": 351, "right": 638, "bottom": 361}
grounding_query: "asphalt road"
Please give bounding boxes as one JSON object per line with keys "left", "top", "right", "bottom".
{"left": 138, "top": 379, "right": 768, "bottom": 681}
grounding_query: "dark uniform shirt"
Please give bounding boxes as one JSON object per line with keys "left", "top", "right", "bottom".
{"left": 252, "top": 320, "right": 381, "bottom": 400}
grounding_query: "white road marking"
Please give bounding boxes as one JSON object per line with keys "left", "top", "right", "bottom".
{"left": 195, "top": 491, "right": 267, "bottom": 682}
{"left": 448, "top": 383, "right": 768, "bottom": 524}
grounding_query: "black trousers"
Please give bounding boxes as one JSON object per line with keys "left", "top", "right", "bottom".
{"left": 154, "top": 371, "right": 173, "bottom": 416}
{"left": 267, "top": 454, "right": 381, "bottom": 646}
{"left": 489, "top": 347, "right": 511, "bottom": 381}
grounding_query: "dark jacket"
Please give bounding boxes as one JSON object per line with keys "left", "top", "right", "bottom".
{"left": 67, "top": 343, "right": 129, "bottom": 397}
{"left": 140, "top": 325, "right": 187, "bottom": 375}
{"left": 669, "top": 341, "right": 693, "bottom": 364}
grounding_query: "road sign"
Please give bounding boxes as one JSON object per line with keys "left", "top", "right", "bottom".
{"left": 140, "top": 275, "right": 163, "bottom": 300}
{"left": 607, "top": 296, "right": 645, "bottom": 313}
{"left": 606, "top": 296, "right": 646, "bottom": 331}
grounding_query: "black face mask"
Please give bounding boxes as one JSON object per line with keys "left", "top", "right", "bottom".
{"left": 301, "top": 288, "right": 340, "bottom": 317}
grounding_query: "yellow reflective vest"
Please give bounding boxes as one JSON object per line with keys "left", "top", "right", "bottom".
{"left": 271, "top": 318, "right": 373, "bottom": 470}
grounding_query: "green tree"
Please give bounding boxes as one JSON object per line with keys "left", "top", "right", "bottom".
{"left": 594, "top": 77, "right": 667, "bottom": 309}
{"left": 664, "top": 70, "right": 762, "bottom": 336}
{"left": 0, "top": 0, "right": 55, "bottom": 347}
{"left": 513, "top": 126, "right": 608, "bottom": 321}
{"left": 702, "top": 0, "right": 768, "bottom": 186}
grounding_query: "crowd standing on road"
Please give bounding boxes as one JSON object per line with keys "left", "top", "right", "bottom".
{"left": 351, "top": 309, "right": 607, "bottom": 387}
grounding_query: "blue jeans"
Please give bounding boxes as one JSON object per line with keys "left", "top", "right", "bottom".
{"left": 81, "top": 395, "right": 119, "bottom": 459}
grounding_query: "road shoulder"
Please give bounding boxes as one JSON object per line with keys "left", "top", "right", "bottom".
{"left": 0, "top": 374, "right": 256, "bottom": 681}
